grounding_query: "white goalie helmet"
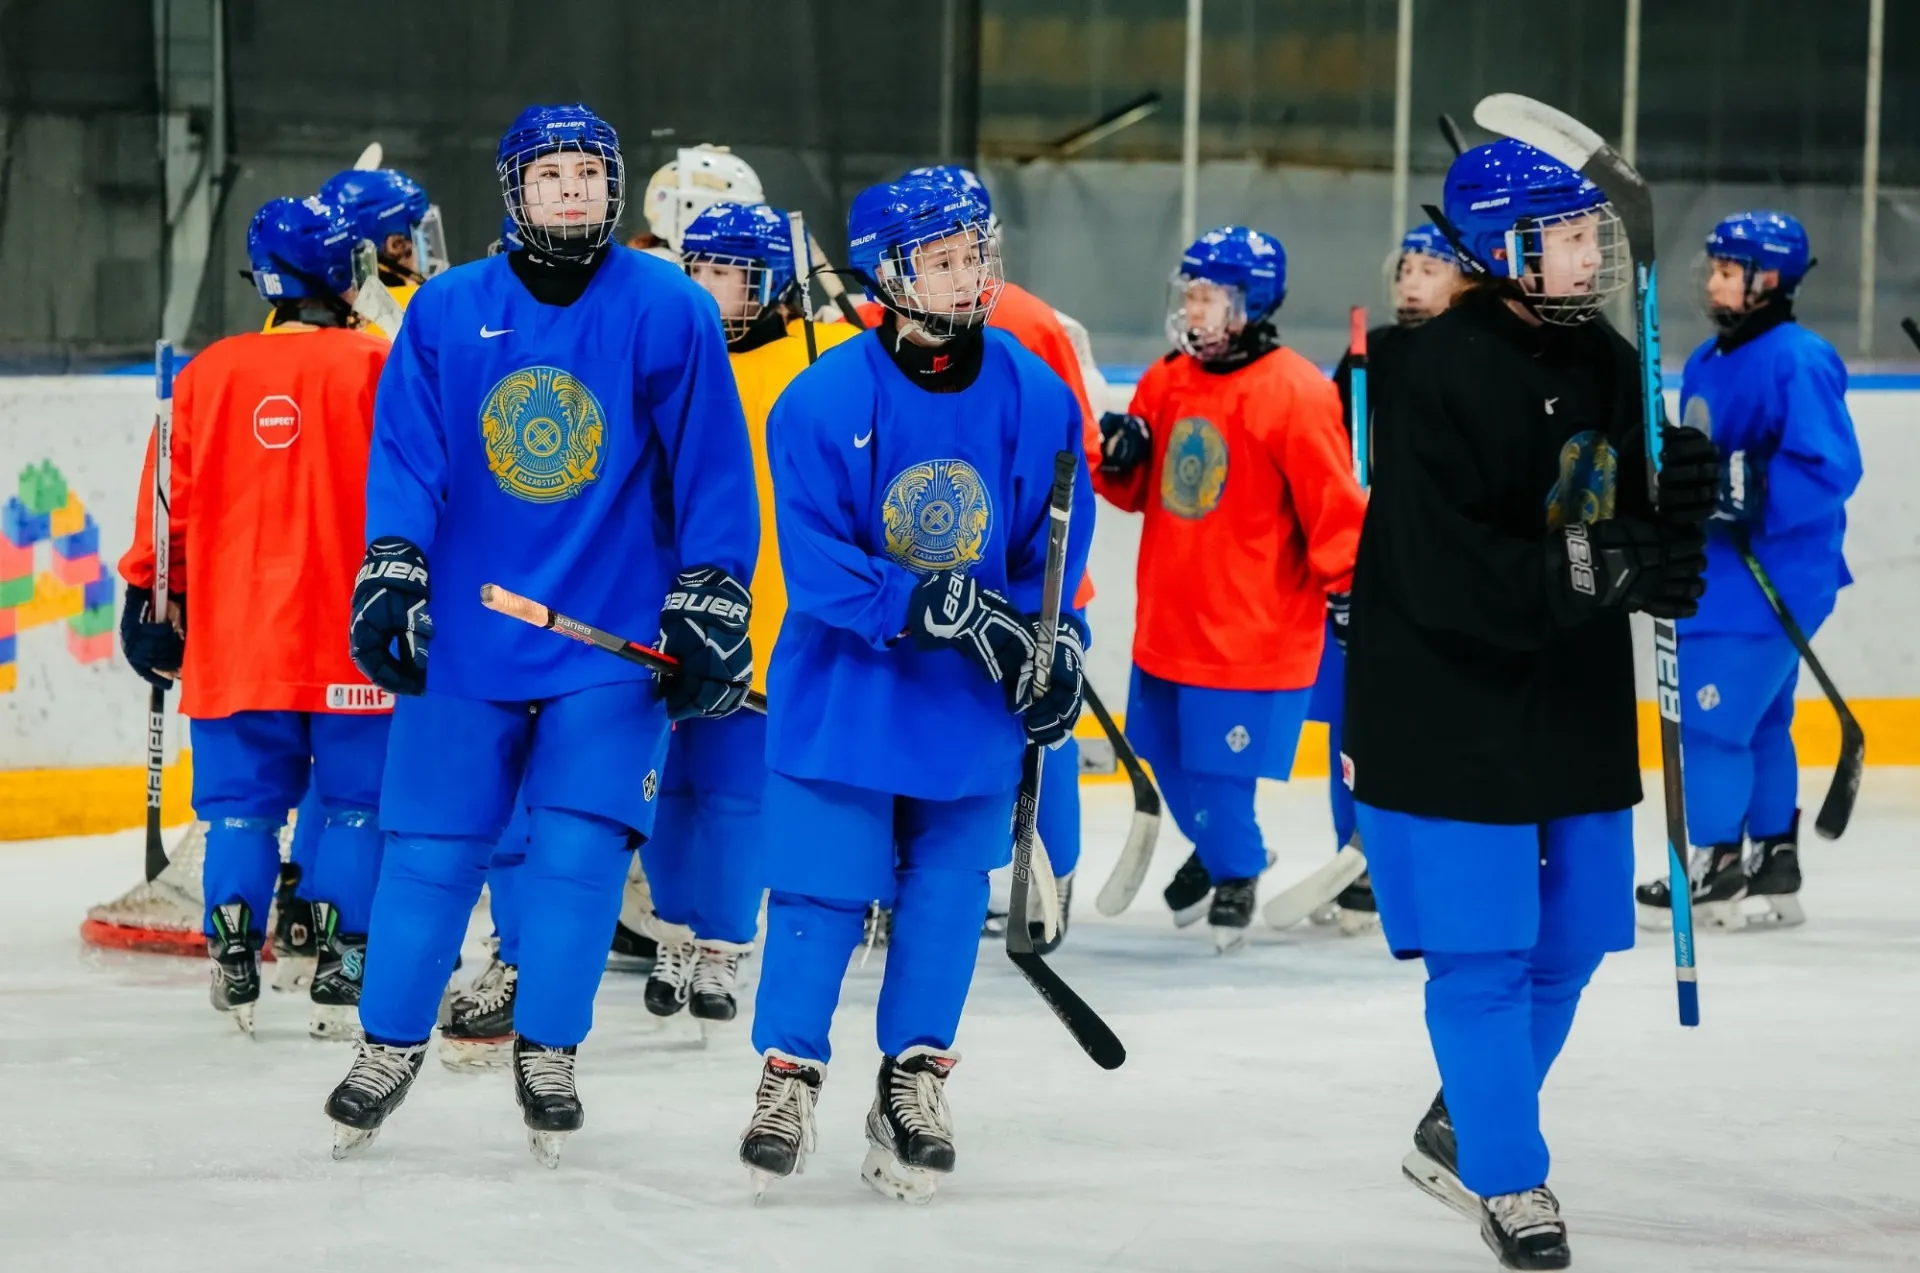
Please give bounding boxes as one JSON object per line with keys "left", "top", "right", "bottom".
{"left": 643, "top": 145, "right": 765, "bottom": 253}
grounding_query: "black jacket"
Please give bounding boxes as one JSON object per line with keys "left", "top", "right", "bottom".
{"left": 1344, "top": 289, "right": 1653, "bottom": 825}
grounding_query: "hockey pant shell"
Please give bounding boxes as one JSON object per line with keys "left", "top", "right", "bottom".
{"left": 639, "top": 710, "right": 766, "bottom": 944}
{"left": 1678, "top": 630, "right": 1802, "bottom": 845}
{"left": 189, "top": 710, "right": 389, "bottom": 937}
{"left": 1125, "top": 665, "right": 1309, "bottom": 881}
{"left": 359, "top": 685, "right": 670, "bottom": 1047}
{"left": 752, "top": 770, "right": 1013, "bottom": 1063}
{"left": 489, "top": 798, "right": 531, "bottom": 965}
{"left": 1306, "top": 622, "right": 1356, "bottom": 850}
{"left": 1354, "top": 802, "right": 1633, "bottom": 1198}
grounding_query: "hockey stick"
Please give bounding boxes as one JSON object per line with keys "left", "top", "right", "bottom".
{"left": 1007, "top": 451, "right": 1126, "bottom": 1071}
{"left": 787, "top": 211, "right": 821, "bottom": 364}
{"left": 352, "top": 142, "right": 383, "bottom": 171}
{"left": 479, "top": 583, "right": 768, "bottom": 716}
{"left": 1472, "top": 92, "right": 1700, "bottom": 1028}
{"left": 1438, "top": 112, "right": 1467, "bottom": 157}
{"left": 143, "top": 340, "right": 176, "bottom": 881}
{"left": 350, "top": 241, "right": 407, "bottom": 337}
{"left": 1902, "top": 316, "right": 1920, "bottom": 352}
{"left": 1089, "top": 678, "right": 1164, "bottom": 916}
{"left": 806, "top": 233, "right": 869, "bottom": 328}
{"left": 1733, "top": 529, "right": 1864, "bottom": 838}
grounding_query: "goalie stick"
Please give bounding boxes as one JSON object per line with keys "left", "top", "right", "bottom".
{"left": 479, "top": 584, "right": 767, "bottom": 716}
{"left": 1089, "top": 678, "right": 1163, "bottom": 916}
{"left": 1472, "top": 92, "right": 1700, "bottom": 1028}
{"left": 1007, "top": 451, "right": 1126, "bottom": 1071}
{"left": 1734, "top": 529, "right": 1864, "bottom": 839}
{"left": 143, "top": 340, "right": 176, "bottom": 881}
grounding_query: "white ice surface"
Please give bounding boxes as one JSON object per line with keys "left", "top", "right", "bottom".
{"left": 4, "top": 771, "right": 1919, "bottom": 1272}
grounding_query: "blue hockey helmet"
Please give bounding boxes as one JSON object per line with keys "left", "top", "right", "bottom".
{"left": 1704, "top": 210, "right": 1811, "bottom": 291}
{"left": 488, "top": 214, "right": 523, "bottom": 257}
{"left": 1399, "top": 221, "right": 1456, "bottom": 264}
{"left": 496, "top": 103, "right": 624, "bottom": 260}
{"left": 246, "top": 195, "right": 355, "bottom": 302}
{"left": 319, "top": 168, "right": 428, "bottom": 247}
{"left": 1167, "top": 226, "right": 1285, "bottom": 358}
{"left": 681, "top": 202, "right": 797, "bottom": 341}
{"left": 1387, "top": 221, "right": 1465, "bottom": 327}
{"left": 902, "top": 164, "right": 992, "bottom": 218}
{"left": 847, "top": 177, "right": 1001, "bottom": 339}
{"left": 1442, "top": 138, "right": 1627, "bottom": 325}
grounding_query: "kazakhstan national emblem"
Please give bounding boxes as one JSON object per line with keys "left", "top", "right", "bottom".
{"left": 1543, "top": 429, "right": 1619, "bottom": 530}
{"left": 480, "top": 366, "right": 607, "bottom": 503}
{"left": 1160, "top": 416, "right": 1228, "bottom": 519}
{"left": 882, "top": 458, "right": 993, "bottom": 572}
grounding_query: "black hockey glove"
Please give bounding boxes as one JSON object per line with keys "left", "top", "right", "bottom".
{"left": 349, "top": 537, "right": 433, "bottom": 696}
{"left": 1712, "top": 448, "right": 1767, "bottom": 524}
{"left": 1327, "top": 591, "right": 1352, "bottom": 652}
{"left": 656, "top": 565, "right": 753, "bottom": 722}
{"left": 1098, "top": 412, "right": 1152, "bottom": 478}
{"left": 120, "top": 586, "right": 185, "bottom": 690}
{"left": 1546, "top": 517, "right": 1707, "bottom": 625}
{"left": 1022, "top": 615, "right": 1088, "bottom": 748}
{"left": 907, "top": 570, "right": 1038, "bottom": 712}
{"left": 1655, "top": 424, "right": 1719, "bottom": 524}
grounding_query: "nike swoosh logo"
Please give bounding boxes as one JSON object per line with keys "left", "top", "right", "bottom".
{"left": 480, "top": 326, "right": 513, "bottom": 339}
{"left": 854, "top": 430, "right": 873, "bottom": 449}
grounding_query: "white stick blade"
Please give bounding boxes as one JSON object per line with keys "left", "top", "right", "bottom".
{"left": 1262, "top": 844, "right": 1368, "bottom": 931}
{"left": 1094, "top": 811, "right": 1161, "bottom": 916}
{"left": 352, "top": 142, "right": 383, "bottom": 171}
{"left": 1472, "top": 94, "right": 1605, "bottom": 171}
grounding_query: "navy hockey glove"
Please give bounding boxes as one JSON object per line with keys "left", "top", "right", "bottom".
{"left": 1098, "top": 412, "right": 1151, "bottom": 478}
{"left": 1547, "top": 517, "right": 1707, "bottom": 625}
{"left": 1712, "top": 448, "right": 1767, "bottom": 523}
{"left": 1023, "top": 615, "right": 1088, "bottom": 748}
{"left": 907, "top": 570, "right": 1038, "bottom": 712}
{"left": 349, "top": 537, "right": 433, "bottom": 696}
{"left": 120, "top": 586, "right": 185, "bottom": 691}
{"left": 1655, "top": 424, "right": 1719, "bottom": 524}
{"left": 1327, "top": 591, "right": 1351, "bottom": 652}
{"left": 655, "top": 566, "right": 753, "bottom": 722}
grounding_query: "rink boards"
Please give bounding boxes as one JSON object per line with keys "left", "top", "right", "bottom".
{"left": 2, "top": 374, "right": 1916, "bottom": 839}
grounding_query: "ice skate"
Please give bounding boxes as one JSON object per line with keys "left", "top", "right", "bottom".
{"left": 1635, "top": 844, "right": 1747, "bottom": 931}
{"left": 1402, "top": 1090, "right": 1478, "bottom": 1219}
{"left": 1481, "top": 1185, "right": 1571, "bottom": 1270}
{"left": 862, "top": 1046, "right": 959, "bottom": 1204}
{"left": 513, "top": 1037, "right": 583, "bottom": 1168}
{"left": 739, "top": 1050, "right": 825, "bottom": 1200}
{"left": 1208, "top": 877, "right": 1258, "bottom": 953}
{"left": 270, "top": 863, "right": 316, "bottom": 993}
{"left": 206, "top": 901, "right": 260, "bottom": 1036}
{"left": 307, "top": 901, "right": 365, "bottom": 1041}
{"left": 439, "top": 961, "right": 517, "bottom": 1070}
{"left": 326, "top": 1040, "right": 427, "bottom": 1159}
{"left": 607, "top": 861, "right": 660, "bottom": 973}
{"left": 1162, "top": 851, "right": 1212, "bottom": 927}
{"left": 1333, "top": 870, "right": 1379, "bottom": 936}
{"left": 643, "top": 928, "right": 696, "bottom": 1018}
{"left": 1031, "top": 870, "right": 1074, "bottom": 954}
{"left": 1744, "top": 815, "right": 1805, "bottom": 927}
{"left": 689, "top": 939, "right": 751, "bottom": 1023}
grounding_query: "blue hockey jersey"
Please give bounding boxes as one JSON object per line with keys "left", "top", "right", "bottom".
{"left": 365, "top": 248, "right": 759, "bottom": 701}
{"left": 766, "top": 328, "right": 1094, "bottom": 800}
{"left": 1676, "top": 318, "right": 1861, "bottom": 637}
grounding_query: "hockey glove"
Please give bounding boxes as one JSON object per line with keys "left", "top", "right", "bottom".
{"left": 1654, "top": 424, "right": 1719, "bottom": 524}
{"left": 1546, "top": 517, "right": 1708, "bottom": 625}
{"left": 907, "top": 570, "right": 1038, "bottom": 712}
{"left": 1023, "top": 614, "right": 1089, "bottom": 748}
{"left": 656, "top": 565, "right": 753, "bottom": 722}
{"left": 120, "top": 586, "right": 185, "bottom": 690}
{"left": 1098, "top": 412, "right": 1152, "bottom": 478}
{"left": 1327, "top": 591, "right": 1352, "bottom": 652}
{"left": 1712, "top": 448, "right": 1767, "bottom": 523}
{"left": 349, "top": 537, "right": 433, "bottom": 696}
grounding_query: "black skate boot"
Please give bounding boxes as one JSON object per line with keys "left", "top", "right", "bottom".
{"left": 513, "top": 1037, "right": 583, "bottom": 1168}
{"left": 689, "top": 939, "right": 751, "bottom": 1022}
{"left": 1333, "top": 870, "right": 1379, "bottom": 936}
{"left": 270, "top": 863, "right": 316, "bottom": 992}
{"left": 439, "top": 960, "right": 517, "bottom": 1070}
{"left": 1163, "top": 851, "right": 1213, "bottom": 927}
{"left": 1635, "top": 844, "right": 1747, "bottom": 931}
{"left": 607, "top": 920, "right": 658, "bottom": 973}
{"left": 307, "top": 901, "right": 365, "bottom": 1041}
{"left": 607, "top": 865, "right": 660, "bottom": 973}
{"left": 644, "top": 931, "right": 696, "bottom": 1018}
{"left": 863, "top": 1046, "right": 959, "bottom": 1204}
{"left": 1745, "top": 812, "right": 1805, "bottom": 927}
{"left": 740, "top": 1050, "right": 826, "bottom": 1199}
{"left": 1030, "top": 871, "right": 1074, "bottom": 955}
{"left": 1482, "top": 1185, "right": 1572, "bottom": 1270}
{"left": 1208, "top": 877, "right": 1259, "bottom": 952}
{"left": 206, "top": 901, "right": 261, "bottom": 1035}
{"left": 326, "top": 1039, "right": 427, "bottom": 1159}
{"left": 1402, "top": 1090, "right": 1476, "bottom": 1218}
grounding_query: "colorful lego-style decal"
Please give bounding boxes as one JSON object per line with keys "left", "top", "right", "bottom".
{"left": 1, "top": 461, "right": 116, "bottom": 692}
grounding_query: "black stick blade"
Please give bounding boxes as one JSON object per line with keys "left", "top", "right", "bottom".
{"left": 1814, "top": 723, "right": 1865, "bottom": 840}
{"left": 1006, "top": 951, "right": 1126, "bottom": 1070}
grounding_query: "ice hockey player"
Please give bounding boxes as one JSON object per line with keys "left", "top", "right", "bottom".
{"left": 1093, "top": 226, "right": 1365, "bottom": 950}
{"left": 323, "top": 103, "right": 760, "bottom": 1166}
{"left": 117, "top": 195, "right": 394, "bottom": 1039}
{"left": 628, "top": 143, "right": 764, "bottom": 260}
{"left": 1634, "top": 211, "right": 1861, "bottom": 931}
{"left": 736, "top": 176, "right": 1092, "bottom": 1203}
{"left": 1302, "top": 222, "right": 1467, "bottom": 934}
{"left": 636, "top": 201, "right": 860, "bottom": 1026}
{"left": 1343, "top": 140, "right": 1717, "bottom": 1269}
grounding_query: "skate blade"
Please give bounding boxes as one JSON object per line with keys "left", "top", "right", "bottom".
{"left": 308, "top": 1003, "right": 362, "bottom": 1042}
{"left": 1758, "top": 894, "right": 1806, "bottom": 927}
{"left": 1171, "top": 899, "right": 1210, "bottom": 928}
{"left": 331, "top": 1124, "right": 380, "bottom": 1160}
{"left": 438, "top": 1036, "right": 514, "bottom": 1071}
{"left": 1698, "top": 899, "right": 1748, "bottom": 931}
{"left": 1401, "top": 1148, "right": 1480, "bottom": 1221}
{"left": 1335, "top": 908, "right": 1380, "bottom": 937}
{"left": 1211, "top": 926, "right": 1249, "bottom": 954}
{"left": 225, "top": 1002, "right": 256, "bottom": 1037}
{"left": 860, "top": 1144, "right": 941, "bottom": 1205}
{"left": 271, "top": 955, "right": 316, "bottom": 993}
{"left": 1307, "top": 902, "right": 1339, "bottom": 926}
{"left": 527, "top": 1128, "right": 572, "bottom": 1169}
{"left": 1634, "top": 903, "right": 1672, "bottom": 932}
